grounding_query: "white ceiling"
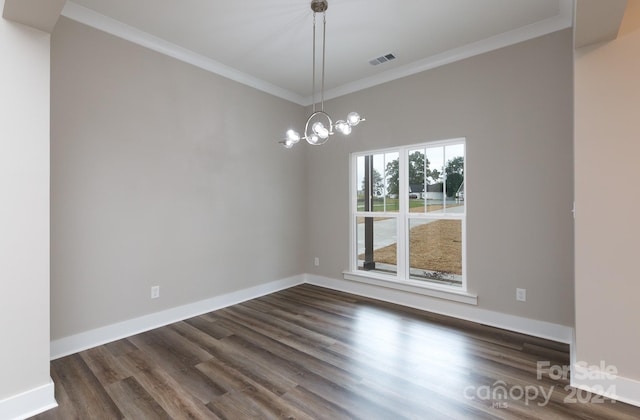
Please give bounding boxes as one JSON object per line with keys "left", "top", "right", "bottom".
{"left": 61, "top": 0, "right": 573, "bottom": 105}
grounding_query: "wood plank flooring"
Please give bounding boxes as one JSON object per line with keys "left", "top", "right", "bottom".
{"left": 32, "top": 284, "right": 640, "bottom": 419}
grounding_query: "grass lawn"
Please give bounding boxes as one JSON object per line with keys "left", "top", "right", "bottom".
{"left": 358, "top": 219, "right": 462, "bottom": 275}
{"left": 357, "top": 198, "right": 463, "bottom": 275}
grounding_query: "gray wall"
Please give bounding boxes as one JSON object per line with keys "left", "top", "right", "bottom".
{"left": 51, "top": 18, "right": 307, "bottom": 340}
{"left": 51, "top": 17, "right": 575, "bottom": 339}
{"left": 306, "top": 29, "right": 575, "bottom": 326}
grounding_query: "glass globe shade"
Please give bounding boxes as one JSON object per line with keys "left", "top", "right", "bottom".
{"left": 335, "top": 120, "right": 351, "bottom": 135}
{"left": 286, "top": 129, "right": 300, "bottom": 143}
{"left": 347, "top": 112, "right": 361, "bottom": 126}
{"left": 312, "top": 122, "right": 329, "bottom": 139}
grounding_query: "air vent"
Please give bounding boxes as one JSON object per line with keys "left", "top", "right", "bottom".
{"left": 369, "top": 53, "right": 397, "bottom": 66}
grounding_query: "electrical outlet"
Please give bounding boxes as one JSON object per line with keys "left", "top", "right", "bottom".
{"left": 314, "top": 257, "right": 320, "bottom": 267}
{"left": 516, "top": 288, "right": 526, "bottom": 302}
{"left": 151, "top": 285, "right": 160, "bottom": 299}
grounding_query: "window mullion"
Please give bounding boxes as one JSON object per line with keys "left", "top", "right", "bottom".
{"left": 350, "top": 138, "right": 465, "bottom": 291}
{"left": 350, "top": 155, "right": 357, "bottom": 272}
{"left": 442, "top": 146, "right": 447, "bottom": 211}
{"left": 398, "top": 149, "right": 408, "bottom": 280}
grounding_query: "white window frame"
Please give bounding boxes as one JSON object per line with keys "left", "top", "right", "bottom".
{"left": 345, "top": 138, "right": 477, "bottom": 305}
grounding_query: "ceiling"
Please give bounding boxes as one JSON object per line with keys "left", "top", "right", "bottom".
{"left": 61, "top": 0, "right": 573, "bottom": 105}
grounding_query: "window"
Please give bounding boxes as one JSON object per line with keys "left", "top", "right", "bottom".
{"left": 351, "top": 138, "right": 466, "bottom": 291}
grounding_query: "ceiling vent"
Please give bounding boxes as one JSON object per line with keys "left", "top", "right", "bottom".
{"left": 369, "top": 53, "right": 397, "bottom": 66}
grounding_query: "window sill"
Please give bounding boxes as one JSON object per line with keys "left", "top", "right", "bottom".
{"left": 342, "top": 270, "right": 478, "bottom": 305}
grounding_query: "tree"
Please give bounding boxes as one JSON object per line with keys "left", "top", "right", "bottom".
{"left": 386, "top": 152, "right": 432, "bottom": 195}
{"left": 430, "top": 169, "right": 441, "bottom": 183}
{"left": 445, "top": 156, "right": 464, "bottom": 176}
{"left": 361, "top": 168, "right": 384, "bottom": 196}
{"left": 445, "top": 156, "right": 464, "bottom": 197}
{"left": 408, "top": 151, "right": 426, "bottom": 186}
{"left": 385, "top": 159, "right": 400, "bottom": 196}
{"left": 445, "top": 173, "right": 463, "bottom": 197}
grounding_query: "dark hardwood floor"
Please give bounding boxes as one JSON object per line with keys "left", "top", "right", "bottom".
{"left": 33, "top": 284, "right": 640, "bottom": 419}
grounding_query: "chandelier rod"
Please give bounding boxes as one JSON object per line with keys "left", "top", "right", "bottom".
{"left": 321, "top": 12, "right": 326, "bottom": 112}
{"left": 311, "top": 13, "right": 317, "bottom": 113}
{"left": 278, "top": 0, "right": 364, "bottom": 148}
{"left": 311, "top": 10, "right": 327, "bottom": 113}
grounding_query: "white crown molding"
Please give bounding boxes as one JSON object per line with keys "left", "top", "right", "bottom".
{"left": 60, "top": 1, "right": 307, "bottom": 105}
{"left": 319, "top": 0, "right": 574, "bottom": 103}
{"left": 62, "top": 1, "right": 573, "bottom": 108}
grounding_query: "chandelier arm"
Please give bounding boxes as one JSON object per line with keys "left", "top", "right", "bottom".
{"left": 304, "top": 111, "right": 332, "bottom": 146}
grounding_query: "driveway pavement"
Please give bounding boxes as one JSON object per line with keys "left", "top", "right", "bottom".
{"left": 356, "top": 203, "right": 463, "bottom": 254}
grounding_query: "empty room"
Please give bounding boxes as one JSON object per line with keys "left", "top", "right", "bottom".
{"left": 2, "top": 0, "right": 640, "bottom": 419}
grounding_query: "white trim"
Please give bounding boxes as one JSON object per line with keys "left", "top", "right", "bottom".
{"left": 570, "top": 367, "right": 640, "bottom": 408}
{"left": 60, "top": 2, "right": 306, "bottom": 105}
{"left": 49, "top": 270, "right": 573, "bottom": 355}
{"left": 61, "top": 1, "right": 573, "bottom": 107}
{"left": 398, "top": 149, "right": 408, "bottom": 280}
{"left": 460, "top": 142, "right": 468, "bottom": 287}
{"left": 306, "top": 274, "right": 573, "bottom": 344}
{"left": 0, "top": 379, "right": 57, "bottom": 420}
{"left": 43, "top": 271, "right": 640, "bottom": 408}
{"left": 50, "top": 275, "right": 304, "bottom": 359}
{"left": 569, "top": 336, "right": 640, "bottom": 408}
{"left": 350, "top": 139, "right": 468, "bottom": 292}
{"left": 343, "top": 270, "right": 477, "bottom": 305}
{"left": 351, "top": 139, "right": 466, "bottom": 157}
{"left": 349, "top": 156, "right": 358, "bottom": 272}
{"left": 321, "top": 0, "right": 574, "bottom": 102}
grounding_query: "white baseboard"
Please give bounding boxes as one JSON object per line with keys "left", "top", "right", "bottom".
{"left": 305, "top": 273, "right": 574, "bottom": 344}
{"left": 0, "top": 378, "right": 57, "bottom": 420}
{"left": 570, "top": 353, "right": 640, "bottom": 407}
{"left": 50, "top": 272, "right": 572, "bottom": 357}
{"left": 50, "top": 275, "right": 305, "bottom": 359}
{"left": 48, "top": 272, "right": 640, "bottom": 409}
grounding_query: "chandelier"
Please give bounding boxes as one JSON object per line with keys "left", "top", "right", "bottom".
{"left": 280, "top": 0, "right": 365, "bottom": 148}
